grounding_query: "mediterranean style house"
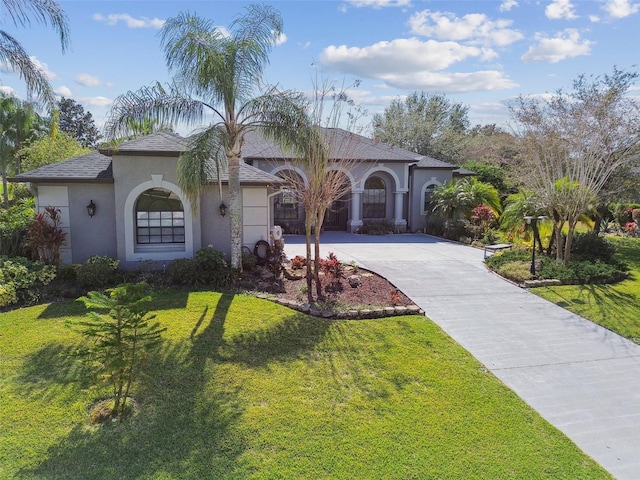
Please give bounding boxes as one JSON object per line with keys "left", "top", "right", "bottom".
{"left": 10, "top": 129, "right": 469, "bottom": 268}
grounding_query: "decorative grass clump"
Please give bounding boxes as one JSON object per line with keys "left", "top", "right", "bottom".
{"left": 0, "top": 291, "right": 611, "bottom": 479}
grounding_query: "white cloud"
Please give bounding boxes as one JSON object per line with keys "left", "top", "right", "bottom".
{"left": 31, "top": 57, "right": 57, "bottom": 80}
{"left": 378, "top": 70, "right": 517, "bottom": 93}
{"left": 55, "top": 86, "right": 72, "bottom": 97}
{"left": 499, "top": 0, "right": 518, "bottom": 12}
{"left": 320, "top": 38, "right": 487, "bottom": 76}
{"left": 274, "top": 32, "right": 287, "bottom": 46}
{"left": 79, "top": 96, "right": 113, "bottom": 107}
{"left": 545, "top": 0, "right": 578, "bottom": 20}
{"left": 590, "top": 14, "right": 601, "bottom": 22}
{"left": 603, "top": 0, "right": 640, "bottom": 18}
{"left": 0, "top": 85, "right": 16, "bottom": 96}
{"left": 521, "top": 29, "right": 593, "bottom": 63}
{"left": 75, "top": 73, "right": 102, "bottom": 86}
{"left": 408, "top": 10, "right": 523, "bottom": 47}
{"left": 320, "top": 38, "right": 516, "bottom": 93}
{"left": 93, "top": 13, "right": 165, "bottom": 29}
{"left": 345, "top": 0, "right": 412, "bottom": 8}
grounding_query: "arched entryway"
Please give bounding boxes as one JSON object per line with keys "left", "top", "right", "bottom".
{"left": 324, "top": 172, "right": 351, "bottom": 231}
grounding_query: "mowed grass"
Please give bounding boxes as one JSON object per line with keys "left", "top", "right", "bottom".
{"left": 1, "top": 291, "right": 610, "bottom": 479}
{"left": 534, "top": 236, "right": 640, "bottom": 341}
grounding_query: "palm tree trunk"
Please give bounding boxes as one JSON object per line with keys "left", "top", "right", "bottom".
{"left": 228, "top": 150, "right": 242, "bottom": 270}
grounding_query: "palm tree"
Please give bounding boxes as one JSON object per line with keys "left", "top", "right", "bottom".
{"left": 0, "top": 94, "right": 45, "bottom": 204}
{"left": 431, "top": 177, "right": 501, "bottom": 221}
{"left": 0, "top": 0, "right": 70, "bottom": 108}
{"left": 104, "top": 5, "right": 312, "bottom": 269}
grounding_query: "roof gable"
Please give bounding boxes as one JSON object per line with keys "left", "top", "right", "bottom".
{"left": 9, "top": 151, "right": 113, "bottom": 183}
{"left": 99, "top": 131, "right": 188, "bottom": 156}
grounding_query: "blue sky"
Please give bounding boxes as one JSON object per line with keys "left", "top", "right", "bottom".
{"left": 1, "top": 0, "right": 638, "bottom": 136}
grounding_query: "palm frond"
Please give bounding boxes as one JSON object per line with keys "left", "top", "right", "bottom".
{"left": 103, "top": 82, "right": 205, "bottom": 140}
{"left": 2, "top": 0, "right": 70, "bottom": 52}
{"left": 0, "top": 31, "right": 54, "bottom": 107}
{"left": 177, "top": 126, "right": 228, "bottom": 209}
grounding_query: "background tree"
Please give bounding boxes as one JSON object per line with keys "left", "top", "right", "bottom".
{"left": 57, "top": 97, "right": 100, "bottom": 148}
{"left": 510, "top": 67, "right": 640, "bottom": 264}
{"left": 105, "top": 5, "right": 311, "bottom": 269}
{"left": 0, "top": 94, "right": 46, "bottom": 204}
{"left": 372, "top": 92, "right": 469, "bottom": 163}
{"left": 18, "top": 130, "right": 89, "bottom": 172}
{"left": 462, "top": 124, "right": 518, "bottom": 167}
{"left": 0, "top": 0, "right": 70, "bottom": 108}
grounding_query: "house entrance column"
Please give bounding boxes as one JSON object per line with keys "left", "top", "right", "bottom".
{"left": 348, "top": 191, "right": 363, "bottom": 233}
{"left": 393, "top": 191, "right": 407, "bottom": 232}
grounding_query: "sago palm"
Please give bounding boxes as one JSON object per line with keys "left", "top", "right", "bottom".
{"left": 105, "top": 5, "right": 312, "bottom": 269}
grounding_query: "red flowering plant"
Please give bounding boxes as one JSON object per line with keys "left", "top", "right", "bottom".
{"left": 471, "top": 204, "right": 497, "bottom": 238}
{"left": 27, "top": 206, "right": 67, "bottom": 265}
{"left": 623, "top": 221, "right": 638, "bottom": 237}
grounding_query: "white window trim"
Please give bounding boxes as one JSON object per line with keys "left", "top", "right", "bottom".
{"left": 124, "top": 178, "right": 194, "bottom": 262}
{"left": 420, "top": 179, "right": 441, "bottom": 215}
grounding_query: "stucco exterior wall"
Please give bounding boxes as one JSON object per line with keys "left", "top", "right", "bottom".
{"left": 408, "top": 168, "right": 453, "bottom": 232}
{"left": 67, "top": 183, "right": 117, "bottom": 263}
{"left": 111, "top": 154, "right": 201, "bottom": 269}
{"left": 200, "top": 184, "right": 231, "bottom": 259}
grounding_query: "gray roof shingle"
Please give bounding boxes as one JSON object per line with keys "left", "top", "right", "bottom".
{"left": 9, "top": 151, "right": 113, "bottom": 183}
{"left": 412, "top": 155, "right": 459, "bottom": 169}
{"left": 99, "top": 131, "right": 188, "bottom": 156}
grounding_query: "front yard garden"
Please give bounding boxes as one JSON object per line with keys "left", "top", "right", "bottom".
{"left": 0, "top": 291, "right": 610, "bottom": 479}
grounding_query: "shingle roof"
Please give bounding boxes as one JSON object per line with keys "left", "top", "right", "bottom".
{"left": 207, "top": 161, "right": 286, "bottom": 185}
{"left": 9, "top": 151, "right": 113, "bottom": 183}
{"left": 411, "top": 155, "right": 459, "bottom": 169}
{"left": 241, "top": 128, "right": 439, "bottom": 163}
{"left": 99, "top": 131, "right": 188, "bottom": 156}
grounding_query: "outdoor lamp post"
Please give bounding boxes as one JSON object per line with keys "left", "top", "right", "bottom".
{"left": 524, "top": 215, "right": 547, "bottom": 276}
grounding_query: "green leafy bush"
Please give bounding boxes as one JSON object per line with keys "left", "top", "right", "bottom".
{"left": 538, "top": 259, "right": 624, "bottom": 284}
{"left": 570, "top": 233, "right": 617, "bottom": 263}
{"left": 0, "top": 197, "right": 35, "bottom": 257}
{"left": 0, "top": 256, "right": 56, "bottom": 307}
{"left": 359, "top": 221, "right": 393, "bottom": 235}
{"left": 165, "top": 246, "right": 235, "bottom": 288}
{"left": 76, "top": 255, "right": 121, "bottom": 289}
{"left": 241, "top": 250, "right": 257, "bottom": 271}
{"left": 443, "top": 219, "right": 473, "bottom": 242}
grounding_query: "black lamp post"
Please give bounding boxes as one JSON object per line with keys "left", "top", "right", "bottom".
{"left": 524, "top": 215, "right": 546, "bottom": 276}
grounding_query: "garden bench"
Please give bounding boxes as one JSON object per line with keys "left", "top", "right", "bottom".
{"left": 484, "top": 243, "right": 513, "bottom": 259}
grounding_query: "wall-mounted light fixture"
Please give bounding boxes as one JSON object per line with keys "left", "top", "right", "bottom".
{"left": 219, "top": 202, "right": 227, "bottom": 217}
{"left": 86, "top": 200, "right": 96, "bottom": 218}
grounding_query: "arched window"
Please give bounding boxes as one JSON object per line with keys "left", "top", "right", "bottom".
{"left": 422, "top": 184, "right": 437, "bottom": 215}
{"left": 135, "top": 188, "right": 185, "bottom": 244}
{"left": 363, "top": 176, "right": 386, "bottom": 219}
{"left": 274, "top": 190, "right": 298, "bottom": 221}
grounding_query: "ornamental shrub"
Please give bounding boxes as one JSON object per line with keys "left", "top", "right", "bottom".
{"left": 0, "top": 197, "right": 35, "bottom": 257}
{"left": 27, "top": 206, "right": 67, "bottom": 265}
{"left": 76, "top": 255, "right": 121, "bottom": 289}
{"left": 538, "top": 259, "right": 623, "bottom": 284}
{"left": 496, "top": 261, "right": 532, "bottom": 283}
{"left": 0, "top": 256, "right": 56, "bottom": 307}
{"left": 570, "top": 233, "right": 617, "bottom": 263}
{"left": 166, "top": 246, "right": 235, "bottom": 287}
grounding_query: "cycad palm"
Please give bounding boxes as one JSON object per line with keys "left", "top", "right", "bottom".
{"left": 105, "top": 5, "right": 312, "bottom": 268}
{"left": 0, "top": 0, "right": 69, "bottom": 108}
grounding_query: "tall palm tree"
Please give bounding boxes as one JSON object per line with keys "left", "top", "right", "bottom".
{"left": 0, "top": 0, "right": 70, "bottom": 108}
{"left": 104, "top": 5, "right": 312, "bottom": 269}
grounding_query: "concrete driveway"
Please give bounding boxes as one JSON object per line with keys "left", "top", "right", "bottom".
{"left": 283, "top": 232, "right": 640, "bottom": 480}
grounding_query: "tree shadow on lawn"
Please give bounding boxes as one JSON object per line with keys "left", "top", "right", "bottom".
{"left": 19, "top": 292, "right": 332, "bottom": 479}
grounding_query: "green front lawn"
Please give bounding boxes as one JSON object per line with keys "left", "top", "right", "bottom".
{"left": 1, "top": 291, "right": 609, "bottom": 479}
{"left": 534, "top": 236, "right": 640, "bottom": 341}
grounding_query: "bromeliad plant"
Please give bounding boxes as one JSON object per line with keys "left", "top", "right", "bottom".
{"left": 27, "top": 205, "right": 66, "bottom": 265}
{"left": 69, "top": 283, "right": 166, "bottom": 422}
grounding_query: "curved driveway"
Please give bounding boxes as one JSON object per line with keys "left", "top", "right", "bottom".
{"left": 284, "top": 232, "right": 640, "bottom": 480}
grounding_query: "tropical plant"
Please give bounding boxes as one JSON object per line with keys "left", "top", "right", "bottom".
{"left": 26, "top": 205, "right": 66, "bottom": 265}
{"left": 0, "top": 0, "right": 70, "bottom": 108}
{"left": 104, "top": 5, "right": 312, "bottom": 269}
{"left": 0, "top": 94, "right": 46, "bottom": 204}
{"left": 71, "top": 283, "right": 166, "bottom": 421}
{"left": 431, "top": 177, "right": 501, "bottom": 221}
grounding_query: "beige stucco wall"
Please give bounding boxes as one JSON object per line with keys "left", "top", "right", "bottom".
{"left": 408, "top": 168, "right": 454, "bottom": 232}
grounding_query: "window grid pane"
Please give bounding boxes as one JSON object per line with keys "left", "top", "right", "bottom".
{"left": 135, "top": 189, "right": 185, "bottom": 245}
{"left": 363, "top": 177, "right": 386, "bottom": 220}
